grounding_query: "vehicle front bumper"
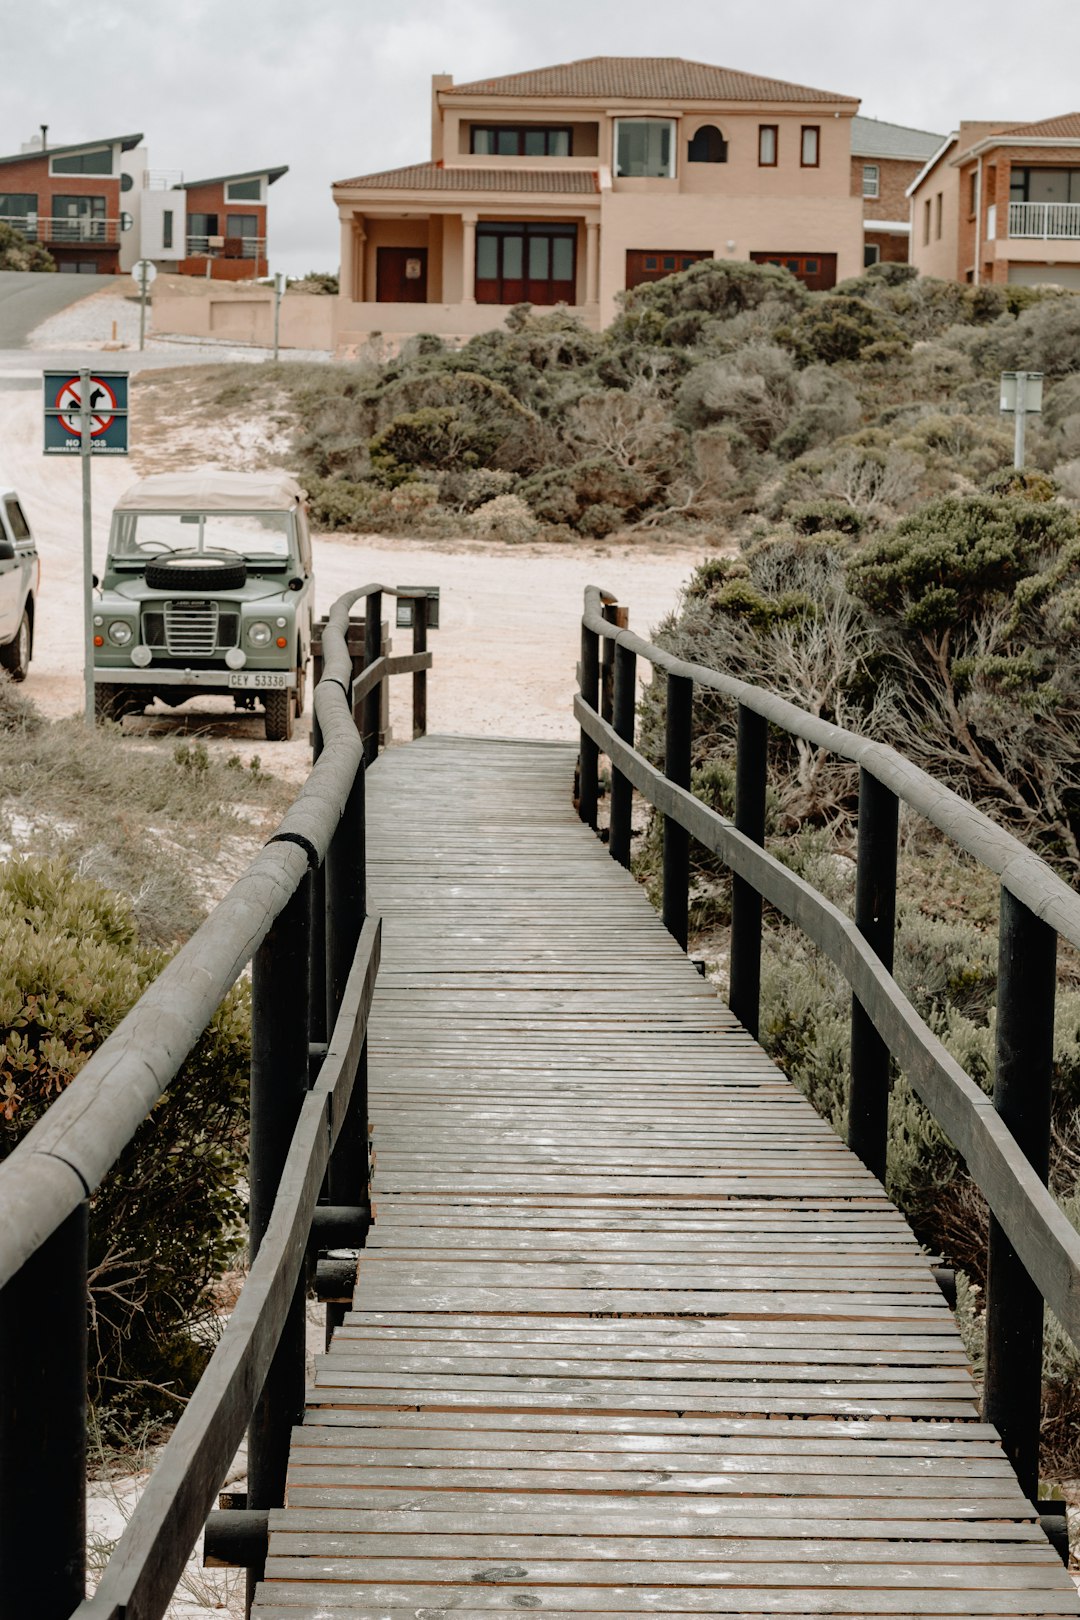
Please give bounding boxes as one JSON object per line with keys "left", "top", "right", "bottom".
{"left": 93, "top": 668, "right": 296, "bottom": 688}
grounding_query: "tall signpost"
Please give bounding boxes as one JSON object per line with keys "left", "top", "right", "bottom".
{"left": 1000, "top": 370, "right": 1043, "bottom": 470}
{"left": 44, "top": 371, "right": 129, "bottom": 723}
{"left": 131, "top": 259, "right": 157, "bottom": 352}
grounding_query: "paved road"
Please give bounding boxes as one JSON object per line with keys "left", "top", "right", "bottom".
{"left": 0, "top": 272, "right": 116, "bottom": 348}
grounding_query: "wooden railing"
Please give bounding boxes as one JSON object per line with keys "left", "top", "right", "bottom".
{"left": 0, "top": 584, "right": 434, "bottom": 1620}
{"left": 578, "top": 584, "right": 1080, "bottom": 1515}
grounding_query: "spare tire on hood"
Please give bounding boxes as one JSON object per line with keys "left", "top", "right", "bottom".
{"left": 144, "top": 551, "right": 247, "bottom": 591}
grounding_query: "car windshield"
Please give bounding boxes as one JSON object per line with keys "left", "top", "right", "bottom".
{"left": 110, "top": 510, "right": 292, "bottom": 561}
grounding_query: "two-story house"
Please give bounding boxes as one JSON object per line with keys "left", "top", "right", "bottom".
{"left": 850, "top": 116, "right": 944, "bottom": 268}
{"left": 332, "top": 56, "right": 865, "bottom": 348}
{"left": 0, "top": 128, "right": 287, "bottom": 279}
{"left": 909, "top": 114, "right": 1080, "bottom": 289}
{"left": 0, "top": 130, "right": 143, "bottom": 274}
{"left": 132, "top": 164, "right": 289, "bottom": 280}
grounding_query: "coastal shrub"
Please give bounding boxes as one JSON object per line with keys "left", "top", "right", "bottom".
{"left": 0, "top": 858, "right": 249, "bottom": 1431}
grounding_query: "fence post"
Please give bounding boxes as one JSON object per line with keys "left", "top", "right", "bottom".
{"left": 983, "top": 885, "right": 1056, "bottom": 1503}
{"left": 662, "top": 671, "right": 693, "bottom": 950}
{"left": 412, "top": 593, "right": 428, "bottom": 739}
{"left": 609, "top": 639, "right": 637, "bottom": 869}
{"left": 728, "top": 704, "right": 768, "bottom": 1037}
{"left": 847, "top": 769, "right": 899, "bottom": 1182}
{"left": 601, "top": 603, "right": 618, "bottom": 724}
{"left": 0, "top": 1201, "right": 88, "bottom": 1620}
{"left": 579, "top": 619, "right": 600, "bottom": 829}
{"left": 245, "top": 871, "right": 312, "bottom": 1608}
{"left": 363, "top": 590, "right": 382, "bottom": 765}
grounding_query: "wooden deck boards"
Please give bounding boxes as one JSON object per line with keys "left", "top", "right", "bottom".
{"left": 252, "top": 735, "right": 1079, "bottom": 1618}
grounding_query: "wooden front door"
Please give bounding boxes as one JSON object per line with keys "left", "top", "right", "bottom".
{"left": 749, "top": 252, "right": 837, "bottom": 292}
{"left": 376, "top": 248, "right": 428, "bottom": 303}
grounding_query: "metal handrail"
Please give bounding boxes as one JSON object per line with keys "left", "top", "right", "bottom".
{"left": 0, "top": 582, "right": 434, "bottom": 1620}
{"left": 579, "top": 582, "right": 1080, "bottom": 1510}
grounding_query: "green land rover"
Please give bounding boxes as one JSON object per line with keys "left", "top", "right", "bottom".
{"left": 93, "top": 470, "right": 314, "bottom": 741}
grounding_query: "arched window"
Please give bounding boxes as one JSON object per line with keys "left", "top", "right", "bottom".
{"left": 688, "top": 125, "right": 728, "bottom": 164}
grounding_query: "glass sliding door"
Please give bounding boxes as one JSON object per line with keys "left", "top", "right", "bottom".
{"left": 475, "top": 223, "right": 577, "bottom": 305}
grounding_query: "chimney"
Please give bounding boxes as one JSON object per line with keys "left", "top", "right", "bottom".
{"left": 431, "top": 74, "right": 452, "bottom": 163}
{"left": 40, "top": 125, "right": 48, "bottom": 152}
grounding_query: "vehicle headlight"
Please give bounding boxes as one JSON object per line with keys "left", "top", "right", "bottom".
{"left": 108, "top": 620, "right": 134, "bottom": 646}
{"left": 247, "top": 621, "right": 272, "bottom": 647}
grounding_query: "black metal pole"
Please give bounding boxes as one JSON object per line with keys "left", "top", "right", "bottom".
{"left": 412, "top": 594, "right": 428, "bottom": 739}
{"left": 983, "top": 886, "right": 1056, "bottom": 1504}
{"left": 609, "top": 640, "right": 637, "bottom": 869}
{"left": 363, "top": 591, "right": 382, "bottom": 765}
{"left": 662, "top": 671, "right": 693, "bottom": 950}
{"left": 847, "top": 769, "right": 899, "bottom": 1182}
{"left": 579, "top": 621, "right": 600, "bottom": 829}
{"left": 246, "top": 874, "right": 312, "bottom": 1610}
{"left": 0, "top": 1202, "right": 88, "bottom": 1620}
{"left": 728, "top": 704, "right": 768, "bottom": 1037}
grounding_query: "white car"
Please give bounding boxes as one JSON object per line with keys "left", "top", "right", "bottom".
{"left": 0, "top": 487, "right": 38, "bottom": 681}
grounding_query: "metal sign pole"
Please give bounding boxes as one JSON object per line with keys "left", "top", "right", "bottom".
{"left": 79, "top": 368, "right": 94, "bottom": 724}
{"left": 1014, "top": 370, "right": 1028, "bottom": 470}
{"left": 273, "top": 272, "right": 284, "bottom": 363}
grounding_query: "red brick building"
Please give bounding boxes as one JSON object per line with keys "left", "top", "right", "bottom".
{"left": 0, "top": 132, "right": 142, "bottom": 273}
{"left": 850, "top": 116, "right": 944, "bottom": 267}
{"left": 172, "top": 166, "right": 288, "bottom": 279}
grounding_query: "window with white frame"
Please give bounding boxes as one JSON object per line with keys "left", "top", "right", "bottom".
{"left": 615, "top": 120, "right": 675, "bottom": 178}
{"left": 862, "top": 163, "right": 880, "bottom": 198}
{"left": 50, "top": 147, "right": 113, "bottom": 176}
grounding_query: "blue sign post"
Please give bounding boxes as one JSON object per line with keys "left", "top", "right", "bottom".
{"left": 43, "top": 369, "right": 130, "bottom": 721}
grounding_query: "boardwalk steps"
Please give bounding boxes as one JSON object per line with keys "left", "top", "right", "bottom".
{"left": 253, "top": 735, "right": 1080, "bottom": 1618}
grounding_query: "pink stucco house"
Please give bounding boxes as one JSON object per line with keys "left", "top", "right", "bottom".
{"left": 332, "top": 56, "right": 866, "bottom": 349}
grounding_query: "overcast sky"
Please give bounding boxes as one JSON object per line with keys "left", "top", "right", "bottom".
{"left": 6, "top": 0, "right": 1080, "bottom": 277}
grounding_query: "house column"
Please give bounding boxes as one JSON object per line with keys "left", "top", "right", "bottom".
{"left": 585, "top": 219, "right": 600, "bottom": 304}
{"left": 339, "top": 213, "right": 366, "bottom": 302}
{"left": 462, "top": 211, "right": 477, "bottom": 304}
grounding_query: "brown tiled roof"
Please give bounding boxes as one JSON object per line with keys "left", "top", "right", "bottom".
{"left": 441, "top": 56, "right": 857, "bottom": 105}
{"left": 334, "top": 162, "right": 599, "bottom": 192}
{"left": 996, "top": 112, "right": 1080, "bottom": 141}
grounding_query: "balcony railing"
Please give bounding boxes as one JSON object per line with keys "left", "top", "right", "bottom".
{"left": 0, "top": 214, "right": 123, "bottom": 246}
{"left": 1008, "top": 200, "right": 1080, "bottom": 239}
{"left": 144, "top": 169, "right": 184, "bottom": 190}
{"left": 186, "top": 233, "right": 267, "bottom": 260}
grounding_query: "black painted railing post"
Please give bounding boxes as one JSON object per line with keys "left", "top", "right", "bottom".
{"left": 609, "top": 639, "right": 637, "bottom": 869}
{"left": 662, "top": 671, "right": 693, "bottom": 950}
{"left": 729, "top": 704, "right": 768, "bottom": 1038}
{"left": 0, "top": 1201, "right": 88, "bottom": 1620}
{"left": 847, "top": 769, "right": 899, "bottom": 1183}
{"left": 246, "top": 872, "right": 312, "bottom": 1611}
{"left": 363, "top": 590, "right": 382, "bottom": 765}
{"left": 579, "top": 620, "right": 600, "bottom": 829}
{"left": 412, "top": 593, "right": 428, "bottom": 739}
{"left": 600, "top": 602, "right": 617, "bottom": 724}
{"left": 308, "top": 698, "right": 327, "bottom": 1048}
{"left": 983, "top": 886, "right": 1057, "bottom": 1504}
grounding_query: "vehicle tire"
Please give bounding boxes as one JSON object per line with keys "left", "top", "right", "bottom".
{"left": 94, "top": 682, "right": 127, "bottom": 723}
{"left": 0, "top": 609, "right": 31, "bottom": 681}
{"left": 144, "top": 552, "right": 247, "bottom": 591}
{"left": 264, "top": 687, "right": 294, "bottom": 742}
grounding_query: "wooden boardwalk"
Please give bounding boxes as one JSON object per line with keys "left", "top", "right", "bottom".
{"left": 253, "top": 735, "right": 1080, "bottom": 1618}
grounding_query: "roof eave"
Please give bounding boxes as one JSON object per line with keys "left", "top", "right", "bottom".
{"left": 906, "top": 133, "right": 958, "bottom": 197}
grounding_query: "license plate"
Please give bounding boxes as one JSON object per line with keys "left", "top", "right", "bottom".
{"left": 228, "top": 672, "right": 286, "bottom": 690}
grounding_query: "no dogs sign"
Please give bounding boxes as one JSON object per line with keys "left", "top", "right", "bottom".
{"left": 43, "top": 370, "right": 129, "bottom": 454}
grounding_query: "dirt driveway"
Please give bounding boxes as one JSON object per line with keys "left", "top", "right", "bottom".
{"left": 2, "top": 373, "right": 711, "bottom": 780}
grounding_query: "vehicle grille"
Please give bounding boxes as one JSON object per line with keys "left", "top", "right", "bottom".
{"left": 141, "top": 603, "right": 240, "bottom": 659}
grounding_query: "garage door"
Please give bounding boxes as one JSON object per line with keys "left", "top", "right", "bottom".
{"left": 1007, "top": 263, "right": 1080, "bottom": 290}
{"left": 750, "top": 252, "right": 837, "bottom": 291}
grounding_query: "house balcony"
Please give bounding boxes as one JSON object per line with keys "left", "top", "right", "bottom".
{"left": 0, "top": 214, "right": 124, "bottom": 246}
{"left": 1007, "top": 201, "right": 1080, "bottom": 239}
{"left": 186, "top": 233, "right": 267, "bottom": 261}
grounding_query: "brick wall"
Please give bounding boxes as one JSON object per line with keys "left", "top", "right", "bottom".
{"left": 0, "top": 152, "right": 123, "bottom": 267}
{"left": 181, "top": 181, "right": 268, "bottom": 278}
{"left": 852, "top": 154, "right": 920, "bottom": 221}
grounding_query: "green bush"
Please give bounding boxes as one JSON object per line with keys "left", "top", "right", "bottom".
{"left": 0, "top": 858, "right": 249, "bottom": 1430}
{"left": 785, "top": 499, "right": 865, "bottom": 537}
{"left": 781, "top": 295, "right": 912, "bottom": 366}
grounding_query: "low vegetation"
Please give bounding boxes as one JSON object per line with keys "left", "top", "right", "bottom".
{"left": 143, "top": 259, "right": 1080, "bottom": 550}
{"left": 0, "top": 679, "right": 292, "bottom": 1433}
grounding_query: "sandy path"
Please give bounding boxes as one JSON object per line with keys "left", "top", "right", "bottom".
{"left": 0, "top": 375, "right": 711, "bottom": 776}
